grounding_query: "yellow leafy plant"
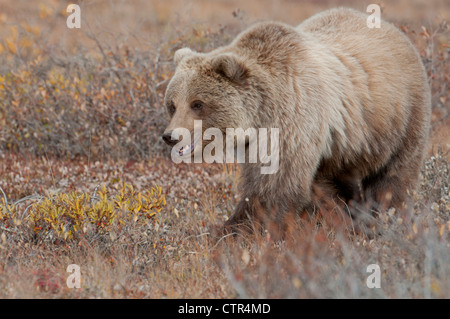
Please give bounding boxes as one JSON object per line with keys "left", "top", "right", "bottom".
{"left": 1, "top": 183, "right": 166, "bottom": 241}
{"left": 0, "top": 197, "right": 18, "bottom": 228}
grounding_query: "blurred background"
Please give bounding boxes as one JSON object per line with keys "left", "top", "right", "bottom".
{"left": 0, "top": 0, "right": 448, "bottom": 161}
{"left": 1, "top": 0, "right": 448, "bottom": 44}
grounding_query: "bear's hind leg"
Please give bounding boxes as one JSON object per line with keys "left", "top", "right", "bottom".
{"left": 362, "top": 161, "right": 420, "bottom": 214}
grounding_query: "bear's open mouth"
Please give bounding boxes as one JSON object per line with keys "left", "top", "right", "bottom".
{"left": 177, "top": 135, "right": 201, "bottom": 157}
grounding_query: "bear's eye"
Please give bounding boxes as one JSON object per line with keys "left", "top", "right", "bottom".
{"left": 168, "top": 102, "right": 176, "bottom": 115}
{"left": 191, "top": 100, "right": 204, "bottom": 111}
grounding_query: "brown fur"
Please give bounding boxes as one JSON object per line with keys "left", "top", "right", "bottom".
{"left": 162, "top": 8, "right": 431, "bottom": 232}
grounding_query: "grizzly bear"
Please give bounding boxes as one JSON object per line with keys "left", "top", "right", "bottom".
{"left": 162, "top": 8, "right": 431, "bottom": 232}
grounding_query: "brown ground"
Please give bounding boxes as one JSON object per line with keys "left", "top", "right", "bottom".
{"left": 0, "top": 0, "right": 448, "bottom": 298}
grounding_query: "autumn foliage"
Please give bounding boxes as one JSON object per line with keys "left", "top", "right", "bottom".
{"left": 0, "top": 0, "right": 448, "bottom": 298}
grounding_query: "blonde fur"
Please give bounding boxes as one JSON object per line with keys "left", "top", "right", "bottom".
{"left": 163, "top": 8, "right": 431, "bottom": 230}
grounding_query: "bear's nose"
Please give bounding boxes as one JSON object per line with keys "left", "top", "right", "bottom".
{"left": 162, "top": 131, "right": 178, "bottom": 147}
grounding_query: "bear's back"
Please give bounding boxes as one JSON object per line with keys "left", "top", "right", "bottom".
{"left": 297, "top": 8, "right": 430, "bottom": 165}
{"left": 296, "top": 7, "right": 425, "bottom": 80}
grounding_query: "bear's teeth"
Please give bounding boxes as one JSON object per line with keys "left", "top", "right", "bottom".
{"left": 179, "top": 145, "right": 189, "bottom": 156}
{"left": 178, "top": 136, "right": 200, "bottom": 157}
{"left": 179, "top": 142, "right": 194, "bottom": 156}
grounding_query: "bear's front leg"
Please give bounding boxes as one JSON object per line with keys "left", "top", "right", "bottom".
{"left": 222, "top": 196, "right": 257, "bottom": 235}
{"left": 223, "top": 192, "right": 312, "bottom": 237}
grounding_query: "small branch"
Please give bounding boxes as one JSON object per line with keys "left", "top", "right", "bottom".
{"left": 13, "top": 195, "right": 43, "bottom": 207}
{"left": 0, "top": 225, "right": 15, "bottom": 233}
{"left": 91, "top": 184, "right": 101, "bottom": 204}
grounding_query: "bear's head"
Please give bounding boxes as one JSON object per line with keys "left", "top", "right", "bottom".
{"left": 162, "top": 47, "right": 253, "bottom": 159}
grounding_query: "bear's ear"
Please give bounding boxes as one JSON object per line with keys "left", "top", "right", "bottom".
{"left": 211, "top": 54, "right": 247, "bottom": 83}
{"left": 174, "top": 47, "right": 195, "bottom": 66}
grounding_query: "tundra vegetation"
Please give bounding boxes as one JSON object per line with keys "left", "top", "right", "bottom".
{"left": 0, "top": 0, "right": 448, "bottom": 298}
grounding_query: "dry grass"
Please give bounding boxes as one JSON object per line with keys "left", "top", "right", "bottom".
{"left": 0, "top": 0, "right": 448, "bottom": 298}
